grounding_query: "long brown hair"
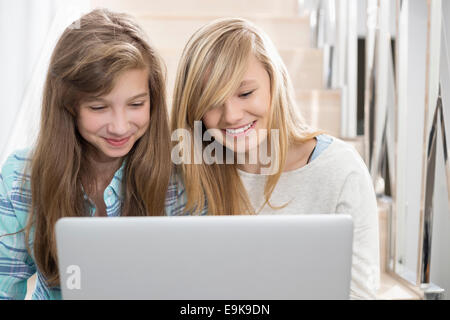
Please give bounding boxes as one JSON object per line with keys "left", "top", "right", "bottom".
{"left": 24, "top": 8, "right": 171, "bottom": 287}
{"left": 171, "top": 18, "right": 321, "bottom": 215}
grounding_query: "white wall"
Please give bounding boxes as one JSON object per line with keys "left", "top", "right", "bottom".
{"left": 0, "top": 0, "right": 55, "bottom": 163}
{"left": 0, "top": 0, "right": 90, "bottom": 165}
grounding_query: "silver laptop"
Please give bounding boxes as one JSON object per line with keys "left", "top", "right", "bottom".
{"left": 55, "top": 214, "right": 353, "bottom": 300}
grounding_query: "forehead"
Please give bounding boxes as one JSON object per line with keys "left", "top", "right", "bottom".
{"left": 81, "top": 68, "right": 149, "bottom": 103}
{"left": 105, "top": 68, "right": 149, "bottom": 95}
{"left": 238, "top": 54, "right": 269, "bottom": 87}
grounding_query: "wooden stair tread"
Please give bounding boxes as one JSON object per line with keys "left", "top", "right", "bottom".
{"left": 92, "top": 0, "right": 303, "bottom": 17}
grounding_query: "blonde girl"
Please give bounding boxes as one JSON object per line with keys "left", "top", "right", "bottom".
{"left": 171, "top": 18, "right": 380, "bottom": 299}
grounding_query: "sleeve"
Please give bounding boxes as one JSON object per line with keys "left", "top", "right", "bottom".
{"left": 0, "top": 153, "right": 36, "bottom": 300}
{"left": 164, "top": 171, "right": 188, "bottom": 216}
{"left": 336, "top": 169, "right": 380, "bottom": 300}
{"left": 164, "top": 170, "right": 208, "bottom": 216}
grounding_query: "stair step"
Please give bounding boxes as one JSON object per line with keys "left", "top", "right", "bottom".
{"left": 341, "top": 136, "right": 365, "bottom": 159}
{"left": 377, "top": 196, "right": 390, "bottom": 274}
{"left": 296, "top": 89, "right": 341, "bottom": 138}
{"left": 132, "top": 15, "right": 310, "bottom": 51}
{"left": 279, "top": 49, "right": 323, "bottom": 90}
{"left": 92, "top": 0, "right": 302, "bottom": 17}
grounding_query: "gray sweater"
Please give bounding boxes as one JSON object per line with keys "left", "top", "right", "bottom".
{"left": 238, "top": 136, "right": 380, "bottom": 299}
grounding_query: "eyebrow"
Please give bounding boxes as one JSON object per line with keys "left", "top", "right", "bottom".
{"left": 82, "top": 92, "right": 149, "bottom": 104}
{"left": 239, "top": 80, "right": 258, "bottom": 88}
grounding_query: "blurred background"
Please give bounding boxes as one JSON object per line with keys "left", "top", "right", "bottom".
{"left": 0, "top": 0, "right": 449, "bottom": 300}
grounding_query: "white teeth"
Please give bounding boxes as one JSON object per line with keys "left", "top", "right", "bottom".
{"left": 226, "top": 122, "right": 253, "bottom": 135}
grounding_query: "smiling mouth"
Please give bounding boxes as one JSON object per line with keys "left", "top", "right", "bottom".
{"left": 222, "top": 121, "right": 257, "bottom": 137}
{"left": 104, "top": 136, "right": 130, "bottom": 147}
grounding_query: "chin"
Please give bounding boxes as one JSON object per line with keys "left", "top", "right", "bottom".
{"left": 101, "top": 146, "right": 133, "bottom": 159}
{"left": 224, "top": 139, "right": 259, "bottom": 154}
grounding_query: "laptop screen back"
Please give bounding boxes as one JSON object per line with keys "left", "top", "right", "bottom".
{"left": 56, "top": 214, "right": 353, "bottom": 299}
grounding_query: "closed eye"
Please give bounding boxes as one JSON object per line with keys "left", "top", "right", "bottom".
{"left": 239, "top": 90, "right": 255, "bottom": 98}
{"left": 89, "top": 105, "right": 106, "bottom": 111}
{"left": 130, "top": 101, "right": 145, "bottom": 107}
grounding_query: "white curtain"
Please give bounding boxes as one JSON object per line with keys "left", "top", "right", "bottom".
{"left": 0, "top": 0, "right": 91, "bottom": 166}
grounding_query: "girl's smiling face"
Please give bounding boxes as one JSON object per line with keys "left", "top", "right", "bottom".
{"left": 202, "top": 54, "right": 271, "bottom": 154}
{"left": 77, "top": 68, "right": 150, "bottom": 161}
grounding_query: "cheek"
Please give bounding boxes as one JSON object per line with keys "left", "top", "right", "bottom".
{"left": 132, "top": 107, "right": 150, "bottom": 129}
{"left": 77, "top": 113, "right": 105, "bottom": 135}
{"left": 252, "top": 95, "right": 271, "bottom": 118}
{"left": 202, "top": 110, "right": 221, "bottom": 129}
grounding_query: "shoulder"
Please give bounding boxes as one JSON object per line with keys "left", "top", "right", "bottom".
{"left": 1, "top": 148, "right": 33, "bottom": 191}
{"left": 303, "top": 135, "right": 372, "bottom": 194}
{"left": 315, "top": 135, "right": 368, "bottom": 175}
{"left": 322, "top": 137, "right": 376, "bottom": 206}
{"left": 0, "top": 148, "right": 34, "bottom": 230}
{"left": 1, "top": 148, "right": 32, "bottom": 170}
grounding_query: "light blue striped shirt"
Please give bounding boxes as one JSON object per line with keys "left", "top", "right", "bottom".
{"left": 0, "top": 148, "right": 205, "bottom": 300}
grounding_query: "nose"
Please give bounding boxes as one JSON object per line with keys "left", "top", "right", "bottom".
{"left": 222, "top": 98, "right": 244, "bottom": 125}
{"left": 107, "top": 108, "right": 130, "bottom": 136}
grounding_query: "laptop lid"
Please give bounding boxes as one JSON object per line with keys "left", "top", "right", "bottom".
{"left": 55, "top": 214, "right": 353, "bottom": 299}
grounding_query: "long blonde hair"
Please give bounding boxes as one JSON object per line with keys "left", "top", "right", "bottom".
{"left": 171, "top": 17, "right": 320, "bottom": 215}
{"left": 23, "top": 9, "right": 171, "bottom": 287}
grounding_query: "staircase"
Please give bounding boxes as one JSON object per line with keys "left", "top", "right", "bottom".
{"left": 91, "top": 0, "right": 342, "bottom": 139}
